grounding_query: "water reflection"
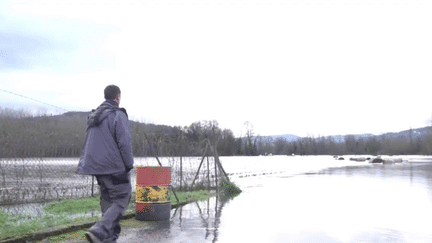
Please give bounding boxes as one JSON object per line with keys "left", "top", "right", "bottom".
{"left": 321, "top": 162, "right": 432, "bottom": 201}
{"left": 109, "top": 161, "right": 432, "bottom": 242}
{"left": 119, "top": 195, "right": 234, "bottom": 243}
{"left": 215, "top": 162, "right": 432, "bottom": 243}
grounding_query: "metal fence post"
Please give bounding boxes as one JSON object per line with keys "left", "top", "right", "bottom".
{"left": 214, "top": 155, "right": 218, "bottom": 193}
{"left": 207, "top": 156, "right": 210, "bottom": 190}
{"left": 180, "top": 156, "right": 183, "bottom": 191}
{"left": 91, "top": 176, "right": 94, "bottom": 197}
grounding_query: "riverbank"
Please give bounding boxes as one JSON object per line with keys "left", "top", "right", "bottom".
{"left": 0, "top": 190, "right": 218, "bottom": 243}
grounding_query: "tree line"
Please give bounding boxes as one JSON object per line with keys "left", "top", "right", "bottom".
{"left": 2, "top": 107, "right": 432, "bottom": 158}
{"left": 265, "top": 132, "right": 432, "bottom": 156}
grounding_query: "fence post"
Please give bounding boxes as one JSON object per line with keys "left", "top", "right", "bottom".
{"left": 180, "top": 156, "right": 183, "bottom": 191}
{"left": 210, "top": 142, "right": 230, "bottom": 183}
{"left": 0, "top": 159, "right": 5, "bottom": 188}
{"left": 207, "top": 156, "right": 210, "bottom": 190}
{"left": 91, "top": 176, "right": 94, "bottom": 197}
{"left": 191, "top": 143, "right": 209, "bottom": 188}
{"left": 214, "top": 154, "right": 218, "bottom": 193}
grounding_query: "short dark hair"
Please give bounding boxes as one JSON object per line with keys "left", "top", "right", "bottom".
{"left": 104, "top": 85, "right": 121, "bottom": 100}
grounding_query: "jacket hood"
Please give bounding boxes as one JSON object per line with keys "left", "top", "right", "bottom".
{"left": 87, "top": 100, "right": 127, "bottom": 128}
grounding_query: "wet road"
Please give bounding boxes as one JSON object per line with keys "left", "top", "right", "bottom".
{"left": 118, "top": 161, "right": 432, "bottom": 243}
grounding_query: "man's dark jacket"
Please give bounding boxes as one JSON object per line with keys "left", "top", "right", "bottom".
{"left": 76, "top": 100, "right": 134, "bottom": 175}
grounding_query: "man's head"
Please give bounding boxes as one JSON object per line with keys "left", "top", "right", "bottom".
{"left": 104, "top": 85, "right": 121, "bottom": 105}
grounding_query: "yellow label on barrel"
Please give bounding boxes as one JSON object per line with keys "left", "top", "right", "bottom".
{"left": 136, "top": 185, "right": 170, "bottom": 203}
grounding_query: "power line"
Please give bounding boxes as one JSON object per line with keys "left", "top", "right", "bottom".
{"left": 0, "top": 88, "right": 69, "bottom": 112}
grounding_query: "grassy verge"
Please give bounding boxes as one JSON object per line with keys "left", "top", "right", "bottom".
{"left": 43, "top": 197, "right": 101, "bottom": 215}
{"left": 1, "top": 180, "right": 242, "bottom": 243}
{"left": 172, "top": 190, "right": 216, "bottom": 203}
{"left": 0, "top": 197, "right": 102, "bottom": 241}
{"left": 0, "top": 190, "right": 217, "bottom": 242}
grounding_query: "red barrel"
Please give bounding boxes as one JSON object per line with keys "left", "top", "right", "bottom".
{"left": 135, "top": 166, "right": 171, "bottom": 221}
{"left": 136, "top": 166, "right": 171, "bottom": 186}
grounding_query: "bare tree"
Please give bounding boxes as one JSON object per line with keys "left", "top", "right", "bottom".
{"left": 243, "top": 121, "right": 259, "bottom": 156}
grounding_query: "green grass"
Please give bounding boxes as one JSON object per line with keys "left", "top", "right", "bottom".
{"left": 43, "top": 196, "right": 101, "bottom": 214}
{"left": 0, "top": 209, "right": 100, "bottom": 240}
{"left": 220, "top": 180, "right": 242, "bottom": 196}
{"left": 172, "top": 190, "right": 216, "bottom": 203}
{"left": 0, "top": 197, "right": 103, "bottom": 240}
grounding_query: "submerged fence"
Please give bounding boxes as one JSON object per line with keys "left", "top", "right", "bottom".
{"left": 0, "top": 156, "right": 225, "bottom": 205}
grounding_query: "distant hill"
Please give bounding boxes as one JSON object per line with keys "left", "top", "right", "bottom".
{"left": 379, "top": 126, "right": 431, "bottom": 140}
{"left": 57, "top": 112, "right": 432, "bottom": 142}
{"left": 58, "top": 111, "right": 180, "bottom": 134}
{"left": 62, "top": 111, "right": 91, "bottom": 117}
{"left": 265, "top": 127, "right": 431, "bottom": 143}
{"left": 268, "top": 134, "right": 300, "bottom": 142}
{"left": 4, "top": 108, "right": 431, "bottom": 157}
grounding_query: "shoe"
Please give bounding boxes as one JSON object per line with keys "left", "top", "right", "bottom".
{"left": 85, "top": 231, "right": 103, "bottom": 243}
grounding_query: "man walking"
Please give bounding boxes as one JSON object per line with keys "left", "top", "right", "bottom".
{"left": 77, "top": 85, "right": 134, "bottom": 243}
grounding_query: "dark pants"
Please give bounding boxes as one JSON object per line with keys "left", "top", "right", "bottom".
{"left": 90, "top": 172, "right": 131, "bottom": 242}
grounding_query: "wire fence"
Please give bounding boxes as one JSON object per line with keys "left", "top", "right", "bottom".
{"left": 0, "top": 156, "right": 224, "bottom": 205}
{"left": 0, "top": 158, "right": 94, "bottom": 205}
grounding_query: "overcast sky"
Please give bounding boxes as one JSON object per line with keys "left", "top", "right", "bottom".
{"left": 1, "top": 0, "right": 431, "bottom": 137}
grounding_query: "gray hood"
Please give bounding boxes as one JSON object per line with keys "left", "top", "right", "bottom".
{"left": 87, "top": 100, "right": 127, "bottom": 128}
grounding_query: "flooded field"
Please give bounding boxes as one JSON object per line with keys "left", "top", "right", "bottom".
{"left": 117, "top": 156, "right": 432, "bottom": 243}
{"left": 3, "top": 155, "right": 432, "bottom": 242}
{"left": 0, "top": 155, "right": 362, "bottom": 205}
{"left": 218, "top": 162, "right": 432, "bottom": 243}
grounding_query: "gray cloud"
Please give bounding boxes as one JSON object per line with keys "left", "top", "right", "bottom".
{"left": 0, "top": 31, "right": 54, "bottom": 69}
{"left": 0, "top": 10, "right": 117, "bottom": 73}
